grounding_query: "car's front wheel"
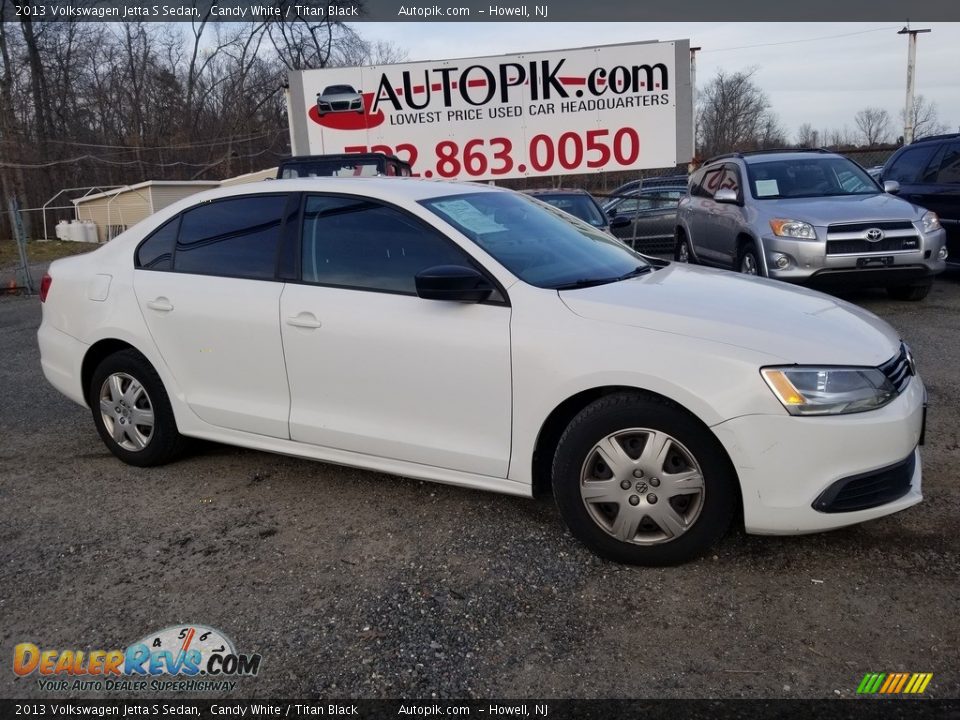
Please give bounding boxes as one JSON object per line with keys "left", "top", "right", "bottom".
{"left": 89, "top": 349, "right": 187, "bottom": 467}
{"left": 738, "top": 242, "right": 761, "bottom": 275}
{"left": 674, "top": 231, "right": 695, "bottom": 264}
{"left": 551, "top": 392, "right": 737, "bottom": 565}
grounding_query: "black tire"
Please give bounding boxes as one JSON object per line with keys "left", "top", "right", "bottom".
{"left": 674, "top": 231, "right": 696, "bottom": 264}
{"left": 89, "top": 349, "right": 188, "bottom": 467}
{"left": 552, "top": 392, "right": 737, "bottom": 566}
{"left": 887, "top": 282, "right": 932, "bottom": 301}
{"left": 737, "top": 241, "right": 761, "bottom": 276}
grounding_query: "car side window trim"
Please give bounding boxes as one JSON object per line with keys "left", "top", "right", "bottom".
{"left": 276, "top": 193, "right": 304, "bottom": 282}
{"left": 293, "top": 192, "right": 510, "bottom": 307}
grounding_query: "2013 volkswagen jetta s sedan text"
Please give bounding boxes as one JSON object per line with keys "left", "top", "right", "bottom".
{"left": 37, "top": 179, "right": 926, "bottom": 565}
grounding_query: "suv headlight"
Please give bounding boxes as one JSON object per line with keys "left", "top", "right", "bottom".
{"left": 761, "top": 367, "right": 897, "bottom": 415}
{"left": 921, "top": 210, "right": 941, "bottom": 233}
{"left": 769, "top": 219, "right": 816, "bottom": 239}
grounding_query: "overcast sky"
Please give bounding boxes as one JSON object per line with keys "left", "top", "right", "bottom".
{"left": 359, "top": 22, "right": 959, "bottom": 141}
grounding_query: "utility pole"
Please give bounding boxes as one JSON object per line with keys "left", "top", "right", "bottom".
{"left": 689, "top": 46, "right": 701, "bottom": 173}
{"left": 898, "top": 24, "right": 931, "bottom": 145}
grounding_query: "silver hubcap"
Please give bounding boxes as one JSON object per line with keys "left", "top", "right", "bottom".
{"left": 678, "top": 241, "right": 690, "bottom": 263}
{"left": 579, "top": 428, "right": 705, "bottom": 545}
{"left": 99, "top": 372, "right": 154, "bottom": 452}
{"left": 740, "top": 253, "right": 758, "bottom": 275}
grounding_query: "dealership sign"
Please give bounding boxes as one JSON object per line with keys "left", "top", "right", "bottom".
{"left": 286, "top": 41, "right": 693, "bottom": 180}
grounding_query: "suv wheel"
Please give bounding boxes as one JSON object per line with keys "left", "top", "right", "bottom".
{"left": 551, "top": 392, "right": 737, "bottom": 566}
{"left": 738, "top": 242, "right": 761, "bottom": 276}
{"left": 887, "top": 282, "right": 932, "bottom": 301}
{"left": 674, "top": 232, "right": 695, "bottom": 264}
{"left": 90, "top": 349, "right": 188, "bottom": 467}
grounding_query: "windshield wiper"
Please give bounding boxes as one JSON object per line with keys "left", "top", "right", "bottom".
{"left": 615, "top": 266, "right": 653, "bottom": 281}
{"left": 550, "top": 265, "right": 652, "bottom": 290}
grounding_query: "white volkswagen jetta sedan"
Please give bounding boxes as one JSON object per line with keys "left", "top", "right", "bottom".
{"left": 38, "top": 179, "right": 926, "bottom": 565}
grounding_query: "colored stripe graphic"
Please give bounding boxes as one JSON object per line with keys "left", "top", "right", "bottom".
{"left": 857, "top": 672, "right": 932, "bottom": 694}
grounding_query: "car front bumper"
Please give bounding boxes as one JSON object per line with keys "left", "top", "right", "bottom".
{"left": 760, "top": 228, "right": 947, "bottom": 283}
{"left": 711, "top": 373, "right": 926, "bottom": 535}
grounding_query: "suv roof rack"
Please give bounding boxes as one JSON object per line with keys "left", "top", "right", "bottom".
{"left": 912, "top": 132, "right": 960, "bottom": 144}
{"left": 703, "top": 148, "right": 831, "bottom": 165}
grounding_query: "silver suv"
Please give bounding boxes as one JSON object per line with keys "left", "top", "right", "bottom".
{"left": 674, "top": 150, "right": 948, "bottom": 300}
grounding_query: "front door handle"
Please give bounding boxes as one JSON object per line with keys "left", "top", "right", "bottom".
{"left": 146, "top": 297, "right": 173, "bottom": 312}
{"left": 286, "top": 312, "right": 322, "bottom": 329}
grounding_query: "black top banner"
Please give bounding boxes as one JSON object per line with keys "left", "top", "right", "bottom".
{"left": 1, "top": 699, "right": 958, "bottom": 719}
{"left": 2, "top": 0, "right": 959, "bottom": 22}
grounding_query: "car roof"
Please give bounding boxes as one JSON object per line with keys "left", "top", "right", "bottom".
{"left": 703, "top": 149, "right": 845, "bottom": 166}
{"left": 171, "top": 177, "right": 506, "bottom": 206}
{"left": 523, "top": 188, "right": 592, "bottom": 196}
{"left": 911, "top": 132, "right": 960, "bottom": 144}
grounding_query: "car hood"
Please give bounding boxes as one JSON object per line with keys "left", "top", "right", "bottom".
{"left": 559, "top": 264, "right": 902, "bottom": 366}
{"left": 755, "top": 193, "right": 923, "bottom": 226}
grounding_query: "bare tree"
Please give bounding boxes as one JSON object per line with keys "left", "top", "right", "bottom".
{"left": 697, "top": 68, "right": 784, "bottom": 158}
{"left": 795, "top": 123, "right": 817, "bottom": 148}
{"left": 854, "top": 107, "right": 892, "bottom": 146}
{"left": 901, "top": 95, "right": 949, "bottom": 140}
{"left": 0, "top": 16, "right": 400, "bottom": 239}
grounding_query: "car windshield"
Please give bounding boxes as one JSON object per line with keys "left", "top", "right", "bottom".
{"left": 533, "top": 193, "right": 607, "bottom": 227}
{"left": 323, "top": 85, "right": 356, "bottom": 94}
{"left": 421, "top": 192, "right": 649, "bottom": 290}
{"left": 746, "top": 157, "right": 881, "bottom": 199}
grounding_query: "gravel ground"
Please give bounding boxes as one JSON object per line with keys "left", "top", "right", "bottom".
{"left": 1, "top": 276, "right": 958, "bottom": 700}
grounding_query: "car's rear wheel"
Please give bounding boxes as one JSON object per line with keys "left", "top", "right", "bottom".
{"left": 89, "top": 349, "right": 187, "bottom": 467}
{"left": 674, "top": 231, "right": 695, "bottom": 264}
{"left": 551, "top": 392, "right": 737, "bottom": 565}
{"left": 738, "top": 242, "right": 761, "bottom": 275}
{"left": 887, "top": 282, "right": 932, "bottom": 301}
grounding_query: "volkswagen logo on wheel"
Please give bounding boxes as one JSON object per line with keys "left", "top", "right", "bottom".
{"left": 865, "top": 228, "right": 885, "bottom": 242}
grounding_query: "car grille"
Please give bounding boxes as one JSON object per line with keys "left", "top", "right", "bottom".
{"left": 813, "top": 452, "right": 915, "bottom": 513}
{"left": 878, "top": 343, "right": 914, "bottom": 393}
{"left": 332, "top": 101, "right": 351, "bottom": 110}
{"left": 825, "top": 220, "right": 920, "bottom": 255}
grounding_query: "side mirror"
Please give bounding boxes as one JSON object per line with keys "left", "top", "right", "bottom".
{"left": 883, "top": 180, "right": 901, "bottom": 194}
{"left": 610, "top": 216, "right": 632, "bottom": 229}
{"left": 415, "top": 265, "right": 493, "bottom": 303}
{"left": 714, "top": 188, "right": 740, "bottom": 204}
{"left": 607, "top": 207, "right": 618, "bottom": 217}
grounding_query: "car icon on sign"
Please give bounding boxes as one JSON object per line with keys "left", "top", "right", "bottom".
{"left": 316, "top": 85, "right": 364, "bottom": 116}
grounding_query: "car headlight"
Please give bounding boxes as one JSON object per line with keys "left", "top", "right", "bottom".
{"left": 921, "top": 210, "right": 941, "bottom": 233}
{"left": 761, "top": 366, "right": 897, "bottom": 415}
{"left": 769, "top": 219, "right": 816, "bottom": 239}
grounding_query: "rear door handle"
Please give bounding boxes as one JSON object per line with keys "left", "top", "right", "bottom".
{"left": 146, "top": 297, "right": 173, "bottom": 312}
{"left": 286, "top": 312, "right": 322, "bottom": 329}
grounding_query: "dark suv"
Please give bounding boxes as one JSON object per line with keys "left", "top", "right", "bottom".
{"left": 880, "top": 133, "right": 959, "bottom": 269}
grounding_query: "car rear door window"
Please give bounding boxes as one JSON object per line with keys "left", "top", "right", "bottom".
{"left": 885, "top": 146, "right": 940, "bottom": 184}
{"left": 174, "top": 195, "right": 287, "bottom": 280}
{"left": 301, "top": 195, "right": 474, "bottom": 294}
{"left": 932, "top": 143, "right": 960, "bottom": 184}
{"left": 135, "top": 217, "right": 178, "bottom": 271}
